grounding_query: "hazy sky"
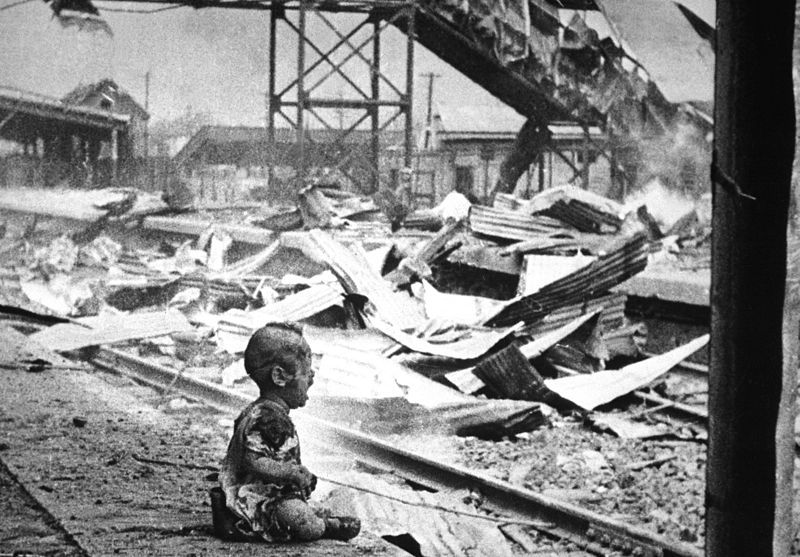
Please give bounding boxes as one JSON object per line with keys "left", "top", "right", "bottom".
{"left": 0, "top": 0, "right": 714, "bottom": 126}
{"left": 0, "top": 0, "right": 506, "bottom": 126}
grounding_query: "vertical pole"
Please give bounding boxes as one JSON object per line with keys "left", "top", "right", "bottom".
{"left": 144, "top": 70, "right": 151, "bottom": 190}
{"left": 297, "top": 0, "right": 307, "bottom": 189}
{"left": 705, "top": 1, "right": 796, "bottom": 555}
{"left": 370, "top": 18, "right": 381, "bottom": 194}
{"left": 267, "top": 6, "right": 278, "bottom": 200}
{"left": 403, "top": 2, "right": 415, "bottom": 170}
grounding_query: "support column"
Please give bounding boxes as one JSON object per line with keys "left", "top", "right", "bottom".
{"left": 403, "top": 2, "right": 415, "bottom": 170}
{"left": 296, "top": 0, "right": 307, "bottom": 189}
{"left": 705, "top": 1, "right": 796, "bottom": 556}
{"left": 267, "top": 6, "right": 279, "bottom": 200}
{"left": 370, "top": 18, "right": 381, "bottom": 193}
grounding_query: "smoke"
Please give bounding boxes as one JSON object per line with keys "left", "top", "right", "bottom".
{"left": 625, "top": 178, "right": 699, "bottom": 230}
{"left": 633, "top": 121, "right": 712, "bottom": 198}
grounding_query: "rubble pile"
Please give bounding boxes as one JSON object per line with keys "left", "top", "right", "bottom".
{"left": 0, "top": 184, "right": 708, "bottom": 429}
{"left": 0, "top": 183, "right": 713, "bottom": 546}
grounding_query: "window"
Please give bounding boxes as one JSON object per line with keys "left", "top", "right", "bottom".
{"left": 455, "top": 165, "right": 474, "bottom": 194}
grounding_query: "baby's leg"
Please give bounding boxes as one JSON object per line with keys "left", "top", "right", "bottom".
{"left": 273, "top": 499, "right": 326, "bottom": 541}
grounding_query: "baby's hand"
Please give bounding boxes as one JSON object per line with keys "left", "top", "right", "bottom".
{"left": 290, "top": 465, "right": 317, "bottom": 490}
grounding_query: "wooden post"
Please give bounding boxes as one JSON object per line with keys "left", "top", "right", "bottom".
{"left": 705, "top": 1, "right": 796, "bottom": 556}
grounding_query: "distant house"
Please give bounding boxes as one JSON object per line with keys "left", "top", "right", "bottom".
{"left": 62, "top": 79, "right": 150, "bottom": 159}
{"left": 393, "top": 104, "right": 608, "bottom": 206}
{"left": 174, "top": 125, "right": 404, "bottom": 204}
{"left": 0, "top": 85, "right": 133, "bottom": 188}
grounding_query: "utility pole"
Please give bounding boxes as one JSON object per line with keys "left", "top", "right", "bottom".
{"left": 421, "top": 72, "right": 440, "bottom": 149}
{"left": 144, "top": 70, "right": 152, "bottom": 189}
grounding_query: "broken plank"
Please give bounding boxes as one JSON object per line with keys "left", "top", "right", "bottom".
{"left": 29, "top": 310, "right": 191, "bottom": 352}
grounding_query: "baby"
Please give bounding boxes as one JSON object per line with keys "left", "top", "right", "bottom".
{"left": 217, "top": 322, "right": 360, "bottom": 542}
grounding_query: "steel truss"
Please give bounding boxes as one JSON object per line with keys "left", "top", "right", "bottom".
{"left": 267, "top": 0, "right": 416, "bottom": 195}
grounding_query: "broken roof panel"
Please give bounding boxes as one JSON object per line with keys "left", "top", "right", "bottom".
{"left": 544, "top": 334, "right": 709, "bottom": 410}
{"left": 486, "top": 232, "right": 648, "bottom": 327}
{"left": 596, "top": 0, "right": 714, "bottom": 103}
{"left": 291, "top": 230, "right": 426, "bottom": 331}
{"left": 216, "top": 284, "right": 345, "bottom": 353}
{"left": 469, "top": 205, "right": 572, "bottom": 242}
{"left": 371, "top": 318, "right": 522, "bottom": 361}
{"left": 29, "top": 310, "right": 191, "bottom": 352}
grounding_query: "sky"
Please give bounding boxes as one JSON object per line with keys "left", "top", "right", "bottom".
{"left": 0, "top": 0, "right": 505, "bottom": 126}
{"left": 0, "top": 0, "right": 715, "bottom": 127}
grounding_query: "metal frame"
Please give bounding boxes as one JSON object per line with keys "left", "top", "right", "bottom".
{"left": 266, "top": 0, "right": 416, "bottom": 195}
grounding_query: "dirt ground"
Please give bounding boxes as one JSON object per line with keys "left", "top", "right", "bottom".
{"left": 0, "top": 360, "right": 400, "bottom": 556}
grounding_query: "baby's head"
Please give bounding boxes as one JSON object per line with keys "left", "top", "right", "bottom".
{"left": 244, "top": 322, "right": 314, "bottom": 408}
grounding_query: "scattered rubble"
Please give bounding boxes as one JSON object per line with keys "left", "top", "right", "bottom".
{"left": 0, "top": 182, "right": 719, "bottom": 548}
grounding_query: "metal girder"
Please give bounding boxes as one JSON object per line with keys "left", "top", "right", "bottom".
{"left": 266, "top": 1, "right": 415, "bottom": 195}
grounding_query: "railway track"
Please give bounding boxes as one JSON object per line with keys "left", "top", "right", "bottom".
{"left": 90, "top": 347, "right": 703, "bottom": 557}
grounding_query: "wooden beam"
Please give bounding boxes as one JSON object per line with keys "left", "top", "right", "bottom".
{"left": 705, "top": 1, "right": 796, "bottom": 555}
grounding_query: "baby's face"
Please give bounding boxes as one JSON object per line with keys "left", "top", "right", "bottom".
{"left": 282, "top": 352, "right": 314, "bottom": 409}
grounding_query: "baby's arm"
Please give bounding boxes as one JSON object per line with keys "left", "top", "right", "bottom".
{"left": 243, "top": 451, "right": 316, "bottom": 490}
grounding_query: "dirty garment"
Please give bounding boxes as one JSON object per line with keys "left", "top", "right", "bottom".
{"left": 219, "top": 396, "right": 314, "bottom": 541}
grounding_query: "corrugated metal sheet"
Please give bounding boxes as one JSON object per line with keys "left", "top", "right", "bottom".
{"left": 322, "top": 472, "right": 516, "bottom": 557}
{"left": 308, "top": 341, "right": 544, "bottom": 437}
{"left": 216, "top": 284, "right": 344, "bottom": 353}
{"left": 545, "top": 334, "right": 709, "bottom": 410}
{"left": 540, "top": 199, "right": 622, "bottom": 233}
{"left": 485, "top": 232, "right": 648, "bottom": 327}
{"left": 596, "top": 0, "right": 714, "bottom": 103}
{"left": 371, "top": 317, "right": 522, "bottom": 361}
{"left": 521, "top": 292, "right": 628, "bottom": 336}
{"left": 295, "top": 230, "right": 426, "bottom": 331}
{"left": 469, "top": 205, "right": 572, "bottom": 242}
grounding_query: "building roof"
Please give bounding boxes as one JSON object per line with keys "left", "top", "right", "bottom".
{"left": 173, "top": 125, "right": 405, "bottom": 167}
{"left": 62, "top": 79, "right": 149, "bottom": 120}
{"left": 0, "top": 85, "right": 129, "bottom": 135}
{"left": 432, "top": 105, "right": 605, "bottom": 142}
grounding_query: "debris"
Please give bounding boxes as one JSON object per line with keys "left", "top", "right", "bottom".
{"left": 371, "top": 318, "right": 523, "bottom": 361}
{"left": 297, "top": 183, "right": 336, "bottom": 229}
{"left": 290, "top": 229, "right": 425, "bottom": 330}
{"left": 308, "top": 340, "right": 545, "bottom": 438}
{"left": 588, "top": 413, "right": 670, "bottom": 439}
{"left": 431, "top": 191, "right": 472, "bottom": 223}
{"left": 215, "top": 284, "right": 345, "bottom": 354}
{"left": 20, "top": 276, "right": 100, "bottom": 317}
{"left": 415, "top": 280, "right": 508, "bottom": 326}
{"left": 472, "top": 344, "right": 552, "bottom": 402}
{"left": 517, "top": 253, "right": 597, "bottom": 296}
{"left": 386, "top": 219, "right": 463, "bottom": 286}
{"left": 29, "top": 309, "right": 192, "bottom": 352}
{"left": 33, "top": 235, "right": 78, "bottom": 275}
{"left": 0, "top": 323, "right": 77, "bottom": 372}
{"left": 0, "top": 187, "right": 167, "bottom": 222}
{"left": 485, "top": 230, "right": 648, "bottom": 327}
{"left": 78, "top": 236, "right": 122, "bottom": 268}
{"left": 469, "top": 204, "right": 571, "bottom": 242}
{"left": 72, "top": 416, "right": 88, "bottom": 428}
{"left": 543, "top": 335, "right": 709, "bottom": 411}
{"left": 625, "top": 454, "right": 677, "bottom": 471}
